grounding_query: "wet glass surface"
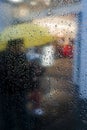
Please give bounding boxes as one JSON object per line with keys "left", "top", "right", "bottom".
{"left": 0, "top": 0, "right": 87, "bottom": 130}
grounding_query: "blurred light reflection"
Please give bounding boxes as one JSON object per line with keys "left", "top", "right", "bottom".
{"left": 41, "top": 44, "right": 55, "bottom": 67}
{"left": 8, "top": 0, "right": 23, "bottom": 3}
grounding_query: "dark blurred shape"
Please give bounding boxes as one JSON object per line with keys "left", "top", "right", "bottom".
{"left": 27, "top": 59, "right": 45, "bottom": 113}
{"left": 0, "top": 38, "right": 33, "bottom": 130}
{"left": 8, "top": 38, "right": 23, "bottom": 46}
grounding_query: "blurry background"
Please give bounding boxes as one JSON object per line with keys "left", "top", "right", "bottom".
{"left": 0, "top": 0, "right": 84, "bottom": 130}
{"left": 0, "top": 0, "right": 80, "bottom": 30}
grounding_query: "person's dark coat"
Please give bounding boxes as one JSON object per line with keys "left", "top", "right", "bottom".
{"left": 0, "top": 50, "right": 30, "bottom": 95}
{"left": 29, "top": 60, "right": 45, "bottom": 90}
{"left": 0, "top": 39, "right": 35, "bottom": 130}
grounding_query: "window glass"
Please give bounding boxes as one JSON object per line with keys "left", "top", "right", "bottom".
{"left": 0, "top": 1, "right": 86, "bottom": 130}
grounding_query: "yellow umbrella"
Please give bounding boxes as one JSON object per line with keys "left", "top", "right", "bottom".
{"left": 0, "top": 23, "right": 54, "bottom": 51}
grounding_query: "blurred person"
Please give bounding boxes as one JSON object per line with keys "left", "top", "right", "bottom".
{"left": 0, "top": 39, "right": 33, "bottom": 130}
{"left": 26, "top": 48, "right": 45, "bottom": 115}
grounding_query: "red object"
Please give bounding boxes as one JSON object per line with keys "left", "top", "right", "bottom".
{"left": 29, "top": 89, "right": 41, "bottom": 109}
{"left": 61, "top": 44, "right": 73, "bottom": 58}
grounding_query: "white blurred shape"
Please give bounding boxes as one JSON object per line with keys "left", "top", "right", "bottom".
{"left": 8, "top": 0, "right": 23, "bottom": 3}
{"left": 33, "top": 16, "right": 77, "bottom": 39}
{"left": 33, "top": 108, "right": 45, "bottom": 115}
{"left": 41, "top": 45, "right": 55, "bottom": 67}
{"left": 44, "top": 0, "right": 51, "bottom": 6}
{"left": 30, "top": 1, "right": 37, "bottom": 6}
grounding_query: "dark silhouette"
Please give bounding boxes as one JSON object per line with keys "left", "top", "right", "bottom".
{"left": 0, "top": 39, "right": 32, "bottom": 130}
{"left": 29, "top": 60, "right": 43, "bottom": 109}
